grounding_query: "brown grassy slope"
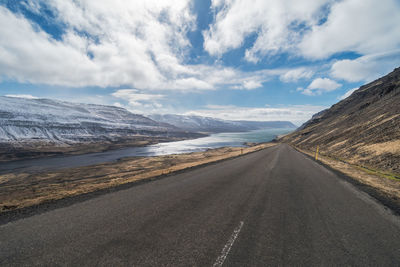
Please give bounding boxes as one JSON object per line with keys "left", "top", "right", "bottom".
{"left": 280, "top": 67, "right": 400, "bottom": 174}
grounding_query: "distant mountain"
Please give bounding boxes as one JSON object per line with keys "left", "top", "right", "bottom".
{"left": 0, "top": 96, "right": 198, "bottom": 145}
{"left": 149, "top": 114, "right": 296, "bottom": 133}
{"left": 280, "top": 67, "right": 400, "bottom": 174}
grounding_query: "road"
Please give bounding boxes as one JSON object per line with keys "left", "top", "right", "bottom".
{"left": 1, "top": 144, "right": 400, "bottom": 266}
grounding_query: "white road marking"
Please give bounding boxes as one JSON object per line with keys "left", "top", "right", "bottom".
{"left": 213, "top": 221, "right": 244, "bottom": 267}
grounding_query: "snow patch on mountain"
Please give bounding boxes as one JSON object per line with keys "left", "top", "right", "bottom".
{"left": 0, "top": 96, "right": 181, "bottom": 143}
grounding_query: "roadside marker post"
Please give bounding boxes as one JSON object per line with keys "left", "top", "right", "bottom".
{"left": 315, "top": 145, "right": 319, "bottom": 161}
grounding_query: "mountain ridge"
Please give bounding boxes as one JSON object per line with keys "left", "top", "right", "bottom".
{"left": 280, "top": 67, "right": 400, "bottom": 174}
{"left": 0, "top": 96, "right": 189, "bottom": 144}
{"left": 149, "top": 114, "right": 296, "bottom": 133}
{"left": 0, "top": 96, "right": 205, "bottom": 161}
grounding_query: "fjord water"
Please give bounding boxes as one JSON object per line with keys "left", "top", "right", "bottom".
{"left": 0, "top": 128, "right": 293, "bottom": 174}
{"left": 145, "top": 128, "right": 294, "bottom": 155}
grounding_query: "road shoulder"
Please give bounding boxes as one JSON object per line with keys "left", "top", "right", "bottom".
{"left": 291, "top": 145, "right": 400, "bottom": 216}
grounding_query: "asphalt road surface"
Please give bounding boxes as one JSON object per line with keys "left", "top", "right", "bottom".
{"left": 1, "top": 144, "right": 400, "bottom": 266}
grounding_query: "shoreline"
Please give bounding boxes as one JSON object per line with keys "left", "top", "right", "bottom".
{"left": 0, "top": 134, "right": 206, "bottom": 163}
{"left": 0, "top": 128, "right": 294, "bottom": 174}
{"left": 0, "top": 142, "right": 276, "bottom": 220}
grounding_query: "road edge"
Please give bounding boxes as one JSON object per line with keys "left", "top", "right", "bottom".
{"left": 291, "top": 145, "right": 400, "bottom": 216}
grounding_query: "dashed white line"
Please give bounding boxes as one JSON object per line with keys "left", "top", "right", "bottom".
{"left": 213, "top": 221, "right": 244, "bottom": 267}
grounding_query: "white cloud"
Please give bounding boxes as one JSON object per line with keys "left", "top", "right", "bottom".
{"left": 0, "top": 6, "right": 98, "bottom": 87}
{"left": 0, "top": 3, "right": 316, "bottom": 92}
{"left": 339, "top": 87, "right": 358, "bottom": 100}
{"left": 308, "top": 78, "right": 340, "bottom": 91}
{"left": 169, "top": 77, "right": 213, "bottom": 90}
{"left": 2, "top": 0, "right": 397, "bottom": 95}
{"left": 301, "top": 77, "right": 341, "bottom": 95}
{"left": 185, "top": 104, "right": 326, "bottom": 125}
{"left": 0, "top": 2, "right": 208, "bottom": 90}
{"left": 232, "top": 79, "right": 263, "bottom": 90}
{"left": 204, "top": 0, "right": 400, "bottom": 65}
{"left": 4, "top": 94, "right": 38, "bottom": 99}
{"left": 280, "top": 68, "right": 314, "bottom": 83}
{"left": 111, "top": 89, "right": 164, "bottom": 107}
{"left": 242, "top": 80, "right": 263, "bottom": 90}
{"left": 203, "top": 0, "right": 330, "bottom": 60}
{"left": 21, "top": 0, "right": 41, "bottom": 14}
{"left": 299, "top": 0, "right": 400, "bottom": 59}
{"left": 330, "top": 50, "right": 400, "bottom": 82}
{"left": 178, "top": 65, "right": 289, "bottom": 91}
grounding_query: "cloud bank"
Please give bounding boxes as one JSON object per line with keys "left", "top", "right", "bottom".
{"left": 1, "top": 0, "right": 398, "bottom": 94}
{"left": 204, "top": 0, "right": 400, "bottom": 62}
{"left": 185, "top": 104, "right": 326, "bottom": 125}
{"left": 0, "top": 1, "right": 301, "bottom": 91}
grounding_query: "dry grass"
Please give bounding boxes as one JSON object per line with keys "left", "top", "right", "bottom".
{"left": 361, "top": 140, "right": 400, "bottom": 155}
{"left": 0, "top": 143, "right": 276, "bottom": 213}
{"left": 365, "top": 114, "right": 400, "bottom": 130}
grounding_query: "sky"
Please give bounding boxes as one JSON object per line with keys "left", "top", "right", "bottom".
{"left": 0, "top": 0, "right": 399, "bottom": 125}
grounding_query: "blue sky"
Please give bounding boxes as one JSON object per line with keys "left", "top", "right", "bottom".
{"left": 0, "top": 0, "right": 400, "bottom": 125}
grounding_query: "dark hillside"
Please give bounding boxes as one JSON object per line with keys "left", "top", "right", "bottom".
{"left": 280, "top": 67, "right": 400, "bottom": 174}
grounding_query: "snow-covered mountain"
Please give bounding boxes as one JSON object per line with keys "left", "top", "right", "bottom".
{"left": 149, "top": 114, "right": 297, "bottom": 133}
{"left": 0, "top": 96, "right": 189, "bottom": 144}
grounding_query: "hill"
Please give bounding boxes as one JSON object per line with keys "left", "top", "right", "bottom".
{"left": 0, "top": 97, "right": 203, "bottom": 160}
{"left": 149, "top": 114, "right": 296, "bottom": 133}
{"left": 280, "top": 67, "right": 400, "bottom": 174}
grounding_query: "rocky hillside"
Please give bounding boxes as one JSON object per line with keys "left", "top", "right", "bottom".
{"left": 0, "top": 96, "right": 197, "bottom": 143}
{"left": 149, "top": 114, "right": 296, "bottom": 133}
{"left": 0, "top": 97, "right": 204, "bottom": 160}
{"left": 280, "top": 67, "right": 400, "bottom": 174}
